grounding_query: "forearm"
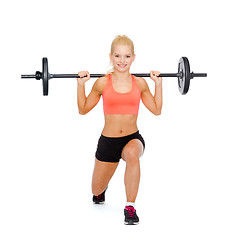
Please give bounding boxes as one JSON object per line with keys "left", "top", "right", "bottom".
{"left": 77, "top": 82, "right": 87, "bottom": 114}
{"left": 154, "top": 82, "right": 163, "bottom": 114}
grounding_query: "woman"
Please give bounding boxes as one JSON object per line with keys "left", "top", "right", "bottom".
{"left": 77, "top": 35, "right": 162, "bottom": 225}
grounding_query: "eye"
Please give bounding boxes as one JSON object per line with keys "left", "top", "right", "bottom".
{"left": 126, "top": 55, "right": 131, "bottom": 58}
{"left": 115, "top": 55, "right": 119, "bottom": 58}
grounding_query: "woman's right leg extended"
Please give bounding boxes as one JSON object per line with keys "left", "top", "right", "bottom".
{"left": 92, "top": 158, "right": 119, "bottom": 196}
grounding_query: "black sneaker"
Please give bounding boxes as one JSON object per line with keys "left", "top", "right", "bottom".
{"left": 92, "top": 187, "right": 107, "bottom": 204}
{"left": 124, "top": 206, "right": 139, "bottom": 225}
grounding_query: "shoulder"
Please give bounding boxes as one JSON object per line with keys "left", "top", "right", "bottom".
{"left": 134, "top": 76, "right": 149, "bottom": 92}
{"left": 93, "top": 75, "right": 108, "bottom": 94}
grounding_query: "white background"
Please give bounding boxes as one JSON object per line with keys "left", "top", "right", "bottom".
{"left": 1, "top": 0, "right": 240, "bottom": 239}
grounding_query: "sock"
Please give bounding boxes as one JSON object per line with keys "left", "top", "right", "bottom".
{"left": 126, "top": 202, "right": 135, "bottom": 208}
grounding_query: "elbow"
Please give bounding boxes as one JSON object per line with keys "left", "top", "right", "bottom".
{"left": 79, "top": 109, "right": 87, "bottom": 115}
{"left": 78, "top": 105, "right": 87, "bottom": 115}
{"left": 154, "top": 108, "right": 162, "bottom": 116}
{"left": 154, "top": 111, "right": 161, "bottom": 116}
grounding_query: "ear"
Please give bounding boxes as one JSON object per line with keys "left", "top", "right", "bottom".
{"left": 109, "top": 53, "right": 113, "bottom": 62}
{"left": 133, "top": 54, "right": 136, "bottom": 62}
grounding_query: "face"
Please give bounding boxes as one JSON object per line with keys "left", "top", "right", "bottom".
{"left": 109, "top": 44, "right": 136, "bottom": 73}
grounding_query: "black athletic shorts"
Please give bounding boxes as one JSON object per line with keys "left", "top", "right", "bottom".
{"left": 95, "top": 131, "right": 145, "bottom": 163}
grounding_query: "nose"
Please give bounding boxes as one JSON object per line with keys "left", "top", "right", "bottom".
{"left": 120, "top": 56, "right": 124, "bottom": 62}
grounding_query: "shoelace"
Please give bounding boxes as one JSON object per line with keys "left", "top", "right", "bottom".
{"left": 125, "top": 206, "right": 136, "bottom": 218}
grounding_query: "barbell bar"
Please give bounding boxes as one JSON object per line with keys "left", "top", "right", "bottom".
{"left": 21, "top": 57, "right": 207, "bottom": 96}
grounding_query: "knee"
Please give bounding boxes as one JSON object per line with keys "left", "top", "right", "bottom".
{"left": 124, "top": 149, "right": 140, "bottom": 166}
{"left": 92, "top": 183, "right": 101, "bottom": 196}
{"left": 92, "top": 186, "right": 102, "bottom": 196}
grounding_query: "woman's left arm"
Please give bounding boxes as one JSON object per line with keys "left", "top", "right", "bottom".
{"left": 137, "top": 72, "right": 162, "bottom": 115}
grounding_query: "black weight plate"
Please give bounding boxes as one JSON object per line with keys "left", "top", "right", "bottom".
{"left": 42, "top": 57, "right": 49, "bottom": 96}
{"left": 178, "top": 57, "right": 190, "bottom": 95}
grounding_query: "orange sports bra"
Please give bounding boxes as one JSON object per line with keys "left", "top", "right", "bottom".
{"left": 102, "top": 74, "right": 141, "bottom": 115}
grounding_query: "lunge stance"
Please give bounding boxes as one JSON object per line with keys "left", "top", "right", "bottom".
{"left": 77, "top": 35, "right": 162, "bottom": 225}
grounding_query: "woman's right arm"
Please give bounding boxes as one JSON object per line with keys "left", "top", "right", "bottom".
{"left": 77, "top": 71, "right": 106, "bottom": 115}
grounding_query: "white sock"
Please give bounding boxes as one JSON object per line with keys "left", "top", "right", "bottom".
{"left": 126, "top": 202, "right": 135, "bottom": 207}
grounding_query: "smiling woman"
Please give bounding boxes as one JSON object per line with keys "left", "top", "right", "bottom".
{"left": 110, "top": 45, "right": 135, "bottom": 73}
{"left": 76, "top": 35, "right": 163, "bottom": 225}
{"left": 107, "top": 35, "right": 135, "bottom": 74}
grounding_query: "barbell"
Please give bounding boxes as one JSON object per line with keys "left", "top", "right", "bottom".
{"left": 21, "top": 57, "right": 207, "bottom": 96}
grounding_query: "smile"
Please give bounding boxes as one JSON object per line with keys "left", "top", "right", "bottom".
{"left": 118, "top": 64, "right": 127, "bottom": 68}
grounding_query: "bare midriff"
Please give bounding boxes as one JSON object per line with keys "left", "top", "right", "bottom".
{"left": 102, "top": 114, "right": 138, "bottom": 137}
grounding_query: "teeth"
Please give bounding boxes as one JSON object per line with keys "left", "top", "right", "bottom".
{"left": 118, "top": 64, "right": 127, "bottom": 68}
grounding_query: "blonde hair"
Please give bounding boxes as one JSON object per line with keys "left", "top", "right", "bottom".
{"left": 111, "top": 35, "right": 135, "bottom": 55}
{"left": 107, "top": 35, "right": 135, "bottom": 74}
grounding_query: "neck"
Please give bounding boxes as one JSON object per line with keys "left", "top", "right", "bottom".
{"left": 112, "top": 70, "right": 131, "bottom": 80}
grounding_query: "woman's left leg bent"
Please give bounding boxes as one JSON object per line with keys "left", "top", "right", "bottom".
{"left": 121, "top": 139, "right": 144, "bottom": 203}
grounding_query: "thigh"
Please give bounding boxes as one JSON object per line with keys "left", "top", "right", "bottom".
{"left": 121, "top": 139, "right": 144, "bottom": 161}
{"left": 92, "top": 158, "right": 119, "bottom": 193}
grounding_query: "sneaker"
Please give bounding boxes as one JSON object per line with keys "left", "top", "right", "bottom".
{"left": 92, "top": 187, "right": 107, "bottom": 204}
{"left": 124, "top": 206, "right": 139, "bottom": 225}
